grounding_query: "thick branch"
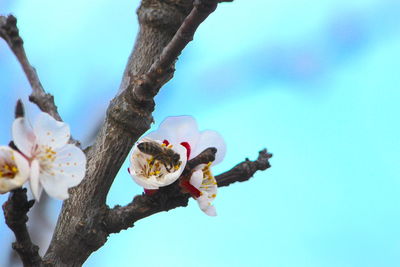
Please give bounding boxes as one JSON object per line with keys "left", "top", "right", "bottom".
{"left": 104, "top": 147, "right": 217, "bottom": 234}
{"left": 0, "top": 15, "right": 62, "bottom": 122}
{"left": 40, "top": 0, "right": 233, "bottom": 265}
{"left": 216, "top": 149, "right": 272, "bottom": 187}
{"left": 104, "top": 148, "right": 271, "bottom": 234}
{"left": 135, "top": 0, "right": 233, "bottom": 99}
{"left": 2, "top": 188, "right": 43, "bottom": 267}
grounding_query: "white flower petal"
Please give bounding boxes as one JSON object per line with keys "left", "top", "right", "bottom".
{"left": 40, "top": 172, "right": 70, "bottom": 200}
{"left": 0, "top": 147, "right": 30, "bottom": 194}
{"left": 204, "top": 205, "right": 217, "bottom": 216}
{"left": 196, "top": 194, "right": 217, "bottom": 216}
{"left": 29, "top": 159, "right": 42, "bottom": 201}
{"left": 0, "top": 178, "right": 22, "bottom": 194}
{"left": 191, "top": 130, "right": 226, "bottom": 165}
{"left": 33, "top": 112, "right": 70, "bottom": 149}
{"left": 129, "top": 140, "right": 187, "bottom": 189}
{"left": 53, "top": 144, "right": 86, "bottom": 186}
{"left": 147, "top": 116, "right": 201, "bottom": 148}
{"left": 189, "top": 169, "right": 203, "bottom": 189}
{"left": 13, "top": 149, "right": 31, "bottom": 183}
{"left": 12, "top": 118, "right": 35, "bottom": 157}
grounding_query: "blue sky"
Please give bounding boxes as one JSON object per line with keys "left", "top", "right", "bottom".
{"left": 1, "top": 0, "right": 400, "bottom": 266}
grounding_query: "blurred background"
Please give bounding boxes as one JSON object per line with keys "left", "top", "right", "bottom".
{"left": 1, "top": 0, "right": 400, "bottom": 266}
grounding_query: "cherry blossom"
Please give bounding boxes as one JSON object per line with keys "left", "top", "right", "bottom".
{"left": 12, "top": 112, "right": 86, "bottom": 200}
{"left": 144, "top": 116, "right": 225, "bottom": 215}
{"left": 0, "top": 146, "right": 30, "bottom": 194}
{"left": 129, "top": 138, "right": 187, "bottom": 190}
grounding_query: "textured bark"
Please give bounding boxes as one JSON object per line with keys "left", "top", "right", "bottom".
{"left": 2, "top": 189, "right": 42, "bottom": 267}
{"left": 43, "top": 1, "right": 197, "bottom": 266}
{"left": 104, "top": 148, "right": 271, "bottom": 234}
{"left": 1, "top": 0, "right": 272, "bottom": 266}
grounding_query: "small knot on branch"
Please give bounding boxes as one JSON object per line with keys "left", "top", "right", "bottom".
{"left": 0, "top": 14, "right": 23, "bottom": 47}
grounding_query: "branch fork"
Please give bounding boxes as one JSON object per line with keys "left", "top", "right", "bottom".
{"left": 1, "top": 0, "right": 274, "bottom": 265}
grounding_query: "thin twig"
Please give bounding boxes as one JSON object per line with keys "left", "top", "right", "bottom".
{"left": 1, "top": 15, "right": 80, "bottom": 146}
{"left": 216, "top": 149, "right": 272, "bottom": 187}
{"left": 104, "top": 147, "right": 271, "bottom": 234}
{"left": 104, "top": 147, "right": 217, "bottom": 234}
{"left": 0, "top": 15, "right": 61, "bottom": 121}
{"left": 2, "top": 188, "right": 43, "bottom": 267}
{"left": 134, "top": 0, "right": 233, "bottom": 99}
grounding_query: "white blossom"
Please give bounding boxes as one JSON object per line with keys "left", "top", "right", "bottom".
{"left": 0, "top": 146, "right": 30, "bottom": 194}
{"left": 129, "top": 138, "right": 187, "bottom": 190}
{"left": 190, "top": 162, "right": 218, "bottom": 216}
{"left": 145, "top": 116, "right": 225, "bottom": 215}
{"left": 12, "top": 112, "right": 86, "bottom": 200}
{"left": 146, "top": 116, "right": 226, "bottom": 164}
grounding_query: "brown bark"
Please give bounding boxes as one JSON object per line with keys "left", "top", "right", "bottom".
{"left": 1, "top": 0, "right": 272, "bottom": 266}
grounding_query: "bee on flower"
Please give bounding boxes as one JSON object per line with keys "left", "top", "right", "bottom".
{"left": 129, "top": 116, "right": 225, "bottom": 216}
{"left": 129, "top": 138, "right": 187, "bottom": 191}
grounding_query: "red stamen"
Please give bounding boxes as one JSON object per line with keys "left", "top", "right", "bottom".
{"left": 180, "top": 142, "right": 191, "bottom": 159}
{"left": 144, "top": 189, "right": 158, "bottom": 195}
{"left": 180, "top": 180, "right": 201, "bottom": 198}
{"left": 127, "top": 167, "right": 131, "bottom": 174}
{"left": 163, "top": 139, "right": 169, "bottom": 146}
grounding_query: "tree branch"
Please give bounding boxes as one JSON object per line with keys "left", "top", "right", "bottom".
{"left": 0, "top": 15, "right": 59, "bottom": 120}
{"left": 104, "top": 148, "right": 271, "bottom": 234}
{"left": 216, "top": 149, "right": 272, "bottom": 187}
{"left": 135, "top": 0, "right": 233, "bottom": 99}
{"left": 104, "top": 147, "right": 217, "bottom": 234}
{"left": 0, "top": 15, "right": 79, "bottom": 145}
{"left": 2, "top": 0, "right": 272, "bottom": 265}
{"left": 2, "top": 188, "right": 43, "bottom": 267}
{"left": 42, "top": 1, "right": 234, "bottom": 264}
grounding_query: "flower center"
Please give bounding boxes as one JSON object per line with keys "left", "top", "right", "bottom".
{"left": 34, "top": 145, "right": 57, "bottom": 174}
{"left": 0, "top": 162, "right": 18, "bottom": 179}
{"left": 143, "top": 154, "right": 182, "bottom": 179}
{"left": 200, "top": 163, "right": 217, "bottom": 190}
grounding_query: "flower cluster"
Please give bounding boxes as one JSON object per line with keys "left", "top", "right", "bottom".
{"left": 129, "top": 116, "right": 225, "bottom": 216}
{"left": 0, "top": 110, "right": 86, "bottom": 200}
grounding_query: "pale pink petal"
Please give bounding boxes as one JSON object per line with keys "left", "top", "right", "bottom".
{"left": 29, "top": 159, "right": 42, "bottom": 201}
{"left": 147, "top": 116, "right": 201, "bottom": 148}
{"left": 129, "top": 141, "right": 187, "bottom": 190}
{"left": 196, "top": 194, "right": 217, "bottom": 216}
{"left": 191, "top": 130, "right": 226, "bottom": 165}
{"left": 131, "top": 175, "right": 160, "bottom": 190}
{"left": 197, "top": 195, "right": 210, "bottom": 210}
{"left": 33, "top": 112, "right": 70, "bottom": 149}
{"left": 0, "top": 147, "right": 30, "bottom": 194}
{"left": 12, "top": 118, "right": 35, "bottom": 157}
{"left": 40, "top": 172, "right": 70, "bottom": 200}
{"left": 204, "top": 205, "right": 217, "bottom": 216}
{"left": 13, "top": 149, "right": 30, "bottom": 183}
{"left": 53, "top": 145, "right": 86, "bottom": 186}
{"left": 0, "top": 178, "right": 22, "bottom": 194}
{"left": 189, "top": 169, "right": 203, "bottom": 189}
